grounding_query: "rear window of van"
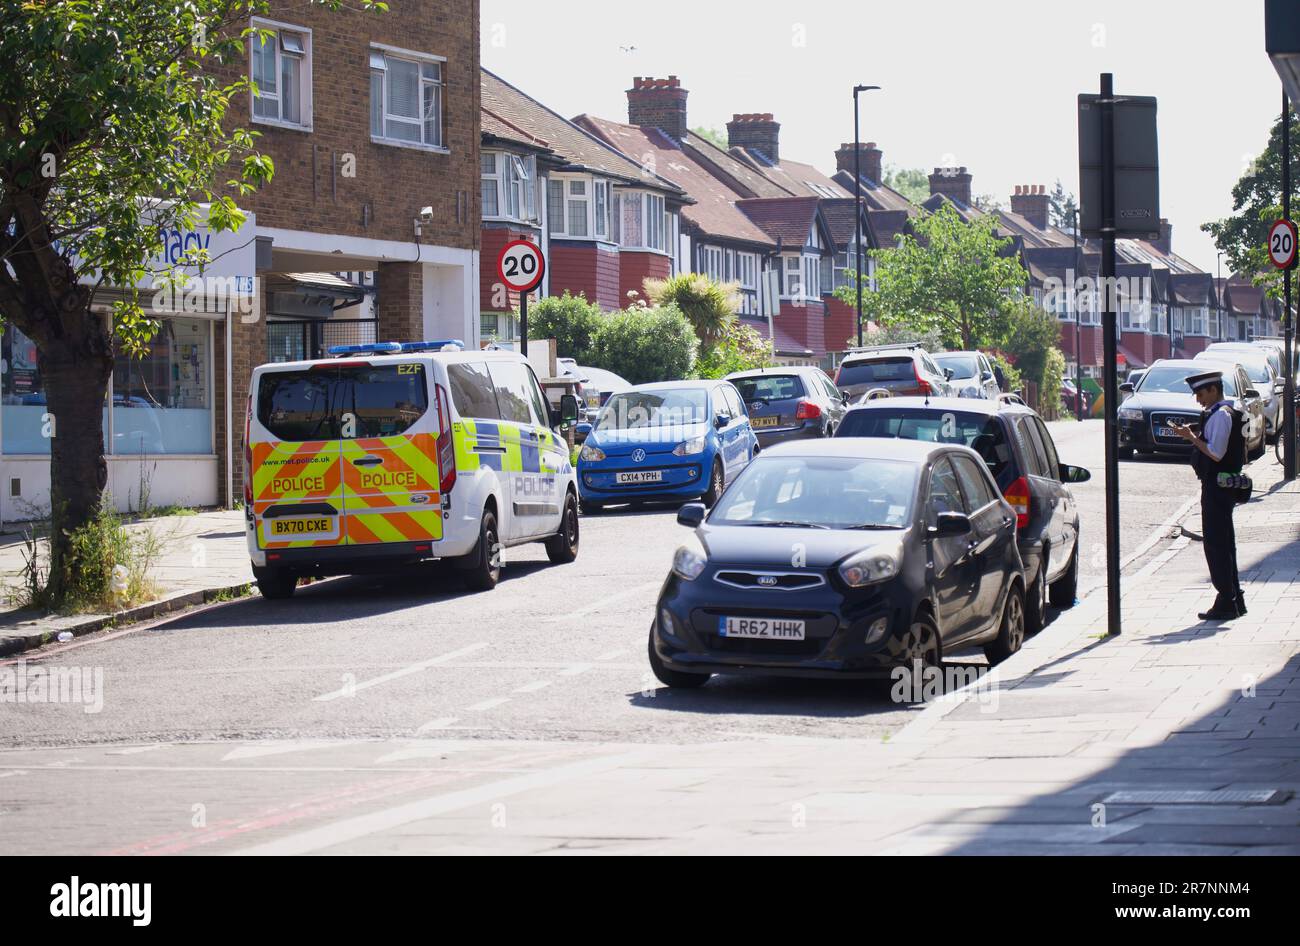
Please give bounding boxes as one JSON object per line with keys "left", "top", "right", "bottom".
{"left": 257, "top": 364, "right": 428, "bottom": 442}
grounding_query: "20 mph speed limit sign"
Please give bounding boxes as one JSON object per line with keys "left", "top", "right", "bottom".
{"left": 497, "top": 239, "right": 546, "bottom": 292}
{"left": 1269, "top": 219, "right": 1298, "bottom": 270}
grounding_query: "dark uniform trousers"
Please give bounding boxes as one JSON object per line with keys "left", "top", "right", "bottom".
{"left": 1199, "top": 482, "right": 1240, "bottom": 606}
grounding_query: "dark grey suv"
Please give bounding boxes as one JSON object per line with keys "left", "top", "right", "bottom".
{"left": 726, "top": 366, "right": 848, "bottom": 448}
{"left": 834, "top": 343, "right": 954, "bottom": 401}
{"left": 836, "top": 396, "right": 1089, "bottom": 634}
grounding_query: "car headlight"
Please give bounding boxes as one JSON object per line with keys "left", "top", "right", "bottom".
{"left": 579, "top": 443, "right": 606, "bottom": 462}
{"left": 1118, "top": 407, "right": 1144, "bottom": 422}
{"left": 672, "top": 435, "right": 707, "bottom": 456}
{"left": 671, "top": 543, "right": 708, "bottom": 581}
{"left": 838, "top": 547, "right": 900, "bottom": 587}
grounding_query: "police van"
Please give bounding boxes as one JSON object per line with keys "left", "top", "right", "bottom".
{"left": 244, "top": 340, "right": 581, "bottom": 598}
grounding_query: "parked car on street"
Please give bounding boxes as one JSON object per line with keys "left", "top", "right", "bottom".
{"left": 726, "top": 366, "right": 847, "bottom": 447}
{"left": 1117, "top": 358, "right": 1266, "bottom": 461}
{"left": 833, "top": 343, "right": 954, "bottom": 401}
{"left": 933, "top": 350, "right": 1000, "bottom": 400}
{"left": 577, "top": 380, "right": 757, "bottom": 513}
{"left": 1197, "top": 346, "right": 1283, "bottom": 441}
{"left": 648, "top": 438, "right": 1027, "bottom": 689}
{"left": 834, "top": 396, "right": 1087, "bottom": 632}
{"left": 567, "top": 364, "right": 631, "bottom": 444}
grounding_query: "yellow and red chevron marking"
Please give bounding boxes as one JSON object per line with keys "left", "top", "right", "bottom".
{"left": 252, "top": 439, "right": 345, "bottom": 550}
{"left": 340, "top": 434, "right": 440, "bottom": 497}
{"left": 342, "top": 502, "right": 442, "bottom": 544}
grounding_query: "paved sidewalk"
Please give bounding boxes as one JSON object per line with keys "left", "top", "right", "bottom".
{"left": 0, "top": 510, "right": 253, "bottom": 656}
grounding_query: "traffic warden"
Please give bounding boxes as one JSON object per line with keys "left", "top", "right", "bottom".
{"left": 1173, "top": 369, "right": 1247, "bottom": 620}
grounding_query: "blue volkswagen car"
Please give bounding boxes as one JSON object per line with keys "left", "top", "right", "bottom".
{"left": 577, "top": 380, "right": 758, "bottom": 513}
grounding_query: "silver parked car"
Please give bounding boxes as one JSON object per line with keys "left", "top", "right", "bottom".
{"left": 933, "top": 350, "right": 1000, "bottom": 400}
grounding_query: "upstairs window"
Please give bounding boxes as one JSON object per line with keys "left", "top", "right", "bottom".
{"left": 370, "top": 47, "right": 444, "bottom": 149}
{"left": 250, "top": 23, "right": 311, "bottom": 129}
{"left": 548, "top": 177, "right": 594, "bottom": 238}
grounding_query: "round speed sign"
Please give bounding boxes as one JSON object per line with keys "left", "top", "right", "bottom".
{"left": 1269, "top": 219, "right": 1298, "bottom": 270}
{"left": 497, "top": 239, "right": 546, "bottom": 292}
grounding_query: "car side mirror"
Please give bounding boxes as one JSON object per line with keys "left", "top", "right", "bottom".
{"left": 676, "top": 503, "right": 706, "bottom": 528}
{"left": 1244, "top": 388, "right": 1260, "bottom": 400}
{"left": 1119, "top": 382, "right": 1134, "bottom": 393}
{"left": 981, "top": 370, "right": 994, "bottom": 383}
{"left": 714, "top": 413, "right": 728, "bottom": 429}
{"left": 930, "top": 511, "right": 972, "bottom": 536}
{"left": 943, "top": 368, "right": 955, "bottom": 380}
{"left": 559, "top": 393, "right": 580, "bottom": 426}
{"left": 1059, "top": 463, "right": 1091, "bottom": 483}
{"left": 841, "top": 392, "right": 850, "bottom": 403}
{"left": 1274, "top": 381, "right": 1285, "bottom": 396}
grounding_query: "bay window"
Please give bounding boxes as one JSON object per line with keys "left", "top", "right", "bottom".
{"left": 370, "top": 46, "right": 444, "bottom": 149}
{"left": 481, "top": 153, "right": 536, "bottom": 222}
{"left": 594, "top": 180, "right": 609, "bottom": 239}
{"left": 613, "top": 191, "right": 671, "bottom": 252}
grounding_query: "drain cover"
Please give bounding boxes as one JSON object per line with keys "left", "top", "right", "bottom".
{"left": 1101, "top": 789, "right": 1282, "bottom": 805}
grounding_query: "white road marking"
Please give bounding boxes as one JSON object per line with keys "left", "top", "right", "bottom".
{"left": 0, "top": 770, "right": 27, "bottom": 778}
{"left": 415, "top": 717, "right": 461, "bottom": 733}
{"left": 512, "top": 680, "right": 551, "bottom": 694}
{"left": 464, "top": 697, "right": 511, "bottom": 712}
{"left": 229, "top": 749, "right": 650, "bottom": 855}
{"left": 222, "top": 740, "right": 349, "bottom": 762}
{"left": 545, "top": 581, "right": 659, "bottom": 623}
{"left": 107, "top": 744, "right": 167, "bottom": 756}
{"left": 559, "top": 663, "right": 594, "bottom": 677}
{"left": 594, "top": 650, "right": 624, "bottom": 661}
{"left": 312, "top": 642, "right": 489, "bottom": 702}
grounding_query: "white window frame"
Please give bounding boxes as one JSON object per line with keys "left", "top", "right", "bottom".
{"left": 249, "top": 19, "right": 313, "bottom": 131}
{"left": 701, "top": 245, "right": 723, "bottom": 281}
{"left": 594, "top": 180, "right": 609, "bottom": 240}
{"left": 369, "top": 43, "right": 447, "bottom": 153}
{"left": 783, "top": 255, "right": 803, "bottom": 299}
{"left": 481, "top": 151, "right": 501, "bottom": 218}
{"left": 548, "top": 174, "right": 599, "bottom": 239}
{"left": 614, "top": 190, "right": 671, "bottom": 253}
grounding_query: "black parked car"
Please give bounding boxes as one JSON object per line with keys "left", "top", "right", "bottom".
{"left": 726, "top": 366, "right": 848, "bottom": 447}
{"left": 648, "top": 439, "right": 1026, "bottom": 689}
{"left": 835, "top": 397, "right": 1088, "bottom": 633}
{"left": 1117, "top": 358, "right": 1266, "bottom": 461}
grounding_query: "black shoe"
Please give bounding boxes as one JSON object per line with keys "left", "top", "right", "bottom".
{"left": 1236, "top": 593, "right": 1247, "bottom": 616}
{"left": 1198, "top": 605, "right": 1240, "bottom": 621}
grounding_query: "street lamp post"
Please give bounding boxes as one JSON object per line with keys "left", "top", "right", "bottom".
{"left": 1216, "top": 250, "right": 1224, "bottom": 343}
{"left": 853, "top": 84, "right": 881, "bottom": 348}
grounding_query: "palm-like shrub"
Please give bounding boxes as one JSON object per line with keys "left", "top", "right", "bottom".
{"left": 643, "top": 273, "right": 739, "bottom": 346}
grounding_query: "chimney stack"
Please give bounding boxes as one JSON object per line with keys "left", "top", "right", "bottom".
{"left": 1010, "top": 184, "right": 1050, "bottom": 230}
{"left": 835, "top": 141, "right": 883, "bottom": 183}
{"left": 626, "top": 76, "right": 688, "bottom": 141}
{"left": 726, "top": 113, "right": 781, "bottom": 164}
{"left": 1153, "top": 218, "right": 1173, "bottom": 255}
{"left": 928, "top": 167, "right": 973, "bottom": 207}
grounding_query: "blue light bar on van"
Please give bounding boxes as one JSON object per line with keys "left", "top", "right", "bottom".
{"left": 399, "top": 339, "right": 465, "bottom": 352}
{"left": 328, "top": 342, "right": 402, "bottom": 356}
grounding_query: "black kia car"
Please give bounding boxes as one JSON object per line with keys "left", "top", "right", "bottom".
{"left": 726, "top": 366, "right": 848, "bottom": 447}
{"left": 834, "top": 397, "right": 1089, "bottom": 633}
{"left": 648, "top": 439, "right": 1026, "bottom": 689}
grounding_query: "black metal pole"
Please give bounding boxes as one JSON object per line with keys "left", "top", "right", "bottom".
{"left": 1073, "top": 208, "right": 1082, "bottom": 419}
{"left": 853, "top": 89, "right": 867, "bottom": 348}
{"left": 1100, "top": 72, "right": 1122, "bottom": 637}
{"left": 1285, "top": 90, "right": 1296, "bottom": 481}
{"left": 520, "top": 290, "right": 529, "bottom": 358}
{"left": 1217, "top": 251, "right": 1224, "bottom": 343}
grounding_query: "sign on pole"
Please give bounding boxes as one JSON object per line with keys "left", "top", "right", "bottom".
{"left": 496, "top": 239, "right": 546, "bottom": 356}
{"left": 1269, "top": 218, "right": 1298, "bottom": 270}
{"left": 1078, "top": 92, "right": 1160, "bottom": 239}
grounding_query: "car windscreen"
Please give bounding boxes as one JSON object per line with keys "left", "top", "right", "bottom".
{"left": 838, "top": 408, "right": 1015, "bottom": 483}
{"left": 1139, "top": 366, "right": 1236, "bottom": 396}
{"left": 257, "top": 364, "right": 428, "bottom": 441}
{"left": 934, "top": 354, "right": 978, "bottom": 379}
{"left": 596, "top": 389, "right": 709, "bottom": 429}
{"left": 710, "top": 455, "right": 917, "bottom": 530}
{"left": 837, "top": 357, "right": 913, "bottom": 385}
{"left": 731, "top": 375, "right": 805, "bottom": 402}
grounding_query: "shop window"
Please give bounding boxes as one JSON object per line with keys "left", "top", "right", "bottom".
{"left": 2, "top": 325, "right": 108, "bottom": 455}
{"left": 111, "top": 318, "right": 212, "bottom": 455}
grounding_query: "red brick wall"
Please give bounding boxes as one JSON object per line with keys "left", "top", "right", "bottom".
{"left": 548, "top": 242, "right": 621, "bottom": 311}
{"left": 1151, "top": 334, "right": 1172, "bottom": 362}
{"left": 619, "top": 251, "right": 672, "bottom": 305}
{"left": 1179, "top": 336, "right": 1211, "bottom": 357}
{"left": 481, "top": 225, "right": 538, "bottom": 312}
{"left": 1121, "top": 330, "right": 1155, "bottom": 368}
{"left": 214, "top": 1, "right": 480, "bottom": 253}
{"left": 215, "top": 280, "right": 270, "bottom": 507}
{"left": 778, "top": 299, "right": 826, "bottom": 357}
{"left": 823, "top": 295, "right": 857, "bottom": 353}
{"left": 1059, "top": 322, "right": 1104, "bottom": 369}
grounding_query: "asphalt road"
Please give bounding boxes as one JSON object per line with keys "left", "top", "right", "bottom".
{"left": 0, "top": 417, "right": 1240, "bottom": 853}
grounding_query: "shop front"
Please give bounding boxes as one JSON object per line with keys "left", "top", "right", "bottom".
{"left": 0, "top": 208, "right": 255, "bottom": 522}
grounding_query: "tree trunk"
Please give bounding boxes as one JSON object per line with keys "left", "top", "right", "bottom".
{"left": 41, "top": 343, "right": 113, "bottom": 603}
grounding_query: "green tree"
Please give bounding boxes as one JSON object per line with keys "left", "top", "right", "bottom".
{"left": 693, "top": 320, "right": 773, "bottom": 379}
{"left": 588, "top": 305, "right": 697, "bottom": 384}
{"left": 1048, "top": 179, "right": 1078, "bottom": 230}
{"left": 642, "top": 272, "right": 738, "bottom": 346}
{"left": 690, "top": 126, "right": 729, "bottom": 150}
{"left": 835, "top": 204, "right": 1030, "bottom": 350}
{"left": 882, "top": 165, "right": 929, "bottom": 203}
{"left": 527, "top": 291, "right": 605, "bottom": 361}
{"left": 1000, "top": 298, "right": 1063, "bottom": 407}
{"left": 1202, "top": 109, "right": 1300, "bottom": 299}
{"left": 0, "top": 0, "right": 383, "bottom": 604}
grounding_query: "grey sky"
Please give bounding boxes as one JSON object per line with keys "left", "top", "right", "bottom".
{"left": 481, "top": 0, "right": 1280, "bottom": 274}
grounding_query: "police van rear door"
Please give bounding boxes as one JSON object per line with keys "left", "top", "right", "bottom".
{"left": 336, "top": 360, "right": 444, "bottom": 546}
{"left": 252, "top": 364, "right": 346, "bottom": 550}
